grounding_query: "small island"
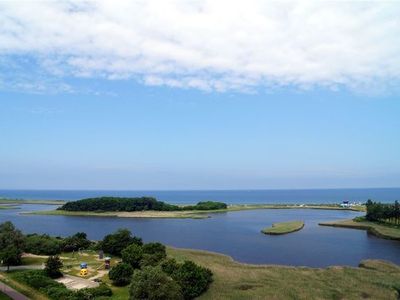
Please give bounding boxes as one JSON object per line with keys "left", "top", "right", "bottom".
{"left": 261, "top": 220, "right": 305, "bottom": 235}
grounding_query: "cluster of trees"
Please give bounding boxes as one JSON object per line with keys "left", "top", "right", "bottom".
{"left": 366, "top": 200, "right": 400, "bottom": 225}
{"left": 0, "top": 222, "right": 213, "bottom": 300}
{"left": 0, "top": 221, "right": 93, "bottom": 270}
{"left": 103, "top": 229, "right": 213, "bottom": 299}
{"left": 25, "top": 232, "right": 92, "bottom": 255}
{"left": 59, "top": 197, "right": 227, "bottom": 212}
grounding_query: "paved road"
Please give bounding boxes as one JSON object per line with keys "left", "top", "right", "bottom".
{"left": 0, "top": 281, "right": 29, "bottom": 300}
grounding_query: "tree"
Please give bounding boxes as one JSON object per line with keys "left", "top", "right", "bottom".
{"left": 172, "top": 261, "right": 213, "bottom": 300}
{"left": 129, "top": 266, "right": 183, "bottom": 300}
{"left": 122, "top": 243, "right": 143, "bottom": 269}
{"left": 25, "top": 234, "right": 63, "bottom": 255}
{"left": 99, "top": 229, "right": 142, "bottom": 256}
{"left": 0, "top": 221, "right": 25, "bottom": 270}
{"left": 45, "top": 255, "right": 63, "bottom": 278}
{"left": 62, "top": 232, "right": 91, "bottom": 252}
{"left": 140, "top": 242, "right": 167, "bottom": 267}
{"left": 109, "top": 262, "right": 133, "bottom": 286}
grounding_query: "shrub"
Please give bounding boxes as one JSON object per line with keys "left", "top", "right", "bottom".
{"left": 129, "top": 266, "right": 183, "bottom": 300}
{"left": 122, "top": 243, "right": 143, "bottom": 269}
{"left": 161, "top": 258, "right": 180, "bottom": 275}
{"left": 45, "top": 255, "right": 63, "bottom": 278}
{"left": 172, "top": 261, "right": 213, "bottom": 299}
{"left": 109, "top": 262, "right": 134, "bottom": 286}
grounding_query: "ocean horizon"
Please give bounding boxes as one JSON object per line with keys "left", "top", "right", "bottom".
{"left": 0, "top": 187, "right": 398, "bottom": 204}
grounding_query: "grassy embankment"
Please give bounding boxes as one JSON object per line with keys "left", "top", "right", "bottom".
{"left": 319, "top": 218, "right": 400, "bottom": 241}
{"left": 261, "top": 220, "right": 304, "bottom": 235}
{"left": 3, "top": 248, "right": 400, "bottom": 300}
{"left": 25, "top": 204, "right": 365, "bottom": 219}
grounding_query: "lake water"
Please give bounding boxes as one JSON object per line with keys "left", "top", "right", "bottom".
{"left": 0, "top": 188, "right": 399, "bottom": 204}
{"left": 1, "top": 204, "right": 399, "bottom": 268}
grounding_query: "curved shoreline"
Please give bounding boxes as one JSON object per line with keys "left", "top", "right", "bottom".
{"left": 319, "top": 219, "right": 400, "bottom": 241}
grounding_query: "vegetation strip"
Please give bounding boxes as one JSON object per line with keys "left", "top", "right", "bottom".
{"left": 319, "top": 219, "right": 400, "bottom": 241}
{"left": 25, "top": 202, "right": 366, "bottom": 219}
{"left": 261, "top": 221, "right": 305, "bottom": 235}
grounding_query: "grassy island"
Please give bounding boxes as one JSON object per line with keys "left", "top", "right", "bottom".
{"left": 261, "top": 220, "right": 304, "bottom": 235}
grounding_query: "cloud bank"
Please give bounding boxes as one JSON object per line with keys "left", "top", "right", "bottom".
{"left": 0, "top": 1, "right": 399, "bottom": 92}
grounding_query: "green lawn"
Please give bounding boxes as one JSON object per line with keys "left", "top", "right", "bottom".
{"left": 319, "top": 219, "right": 400, "bottom": 241}
{"left": 261, "top": 220, "right": 304, "bottom": 235}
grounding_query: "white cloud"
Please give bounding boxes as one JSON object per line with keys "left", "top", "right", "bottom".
{"left": 0, "top": 0, "right": 399, "bottom": 93}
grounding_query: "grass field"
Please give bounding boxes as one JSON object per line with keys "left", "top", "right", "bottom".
{"left": 3, "top": 247, "right": 400, "bottom": 300}
{"left": 261, "top": 220, "right": 304, "bottom": 235}
{"left": 167, "top": 247, "right": 400, "bottom": 300}
{"left": 319, "top": 218, "right": 400, "bottom": 241}
{"left": 25, "top": 203, "right": 365, "bottom": 219}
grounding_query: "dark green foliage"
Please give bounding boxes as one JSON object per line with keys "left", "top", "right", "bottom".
{"left": 76, "top": 284, "right": 113, "bottom": 298}
{"left": 160, "top": 258, "right": 180, "bottom": 275}
{"left": 184, "top": 201, "right": 228, "bottom": 210}
{"left": 59, "top": 197, "right": 227, "bottom": 212}
{"left": 45, "top": 255, "right": 63, "bottom": 278}
{"left": 0, "top": 221, "right": 25, "bottom": 269}
{"left": 62, "top": 232, "right": 92, "bottom": 252}
{"left": 25, "top": 234, "right": 63, "bottom": 255}
{"left": 109, "top": 262, "right": 134, "bottom": 286}
{"left": 366, "top": 200, "right": 400, "bottom": 225}
{"left": 170, "top": 261, "right": 213, "bottom": 299}
{"left": 140, "top": 242, "right": 167, "bottom": 266}
{"left": 59, "top": 197, "right": 179, "bottom": 212}
{"left": 13, "top": 270, "right": 112, "bottom": 300}
{"left": 122, "top": 243, "right": 143, "bottom": 269}
{"left": 99, "top": 228, "right": 142, "bottom": 256}
{"left": 129, "top": 266, "right": 183, "bottom": 300}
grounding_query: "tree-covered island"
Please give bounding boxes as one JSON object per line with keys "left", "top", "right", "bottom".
{"left": 58, "top": 197, "right": 228, "bottom": 212}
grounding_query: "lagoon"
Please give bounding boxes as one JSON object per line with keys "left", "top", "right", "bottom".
{"left": 1, "top": 204, "right": 399, "bottom": 268}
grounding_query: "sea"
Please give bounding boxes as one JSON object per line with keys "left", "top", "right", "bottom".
{"left": 0, "top": 188, "right": 398, "bottom": 204}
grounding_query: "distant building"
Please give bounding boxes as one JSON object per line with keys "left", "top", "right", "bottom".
{"left": 340, "top": 201, "right": 350, "bottom": 208}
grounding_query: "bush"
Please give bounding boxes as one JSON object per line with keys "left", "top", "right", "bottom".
{"left": 122, "top": 243, "right": 143, "bottom": 269}
{"left": 161, "top": 258, "right": 180, "bottom": 275}
{"left": 76, "top": 284, "right": 113, "bottom": 298}
{"left": 45, "top": 255, "right": 63, "bottom": 278}
{"left": 109, "top": 262, "right": 134, "bottom": 286}
{"left": 129, "top": 266, "right": 183, "bottom": 300}
{"left": 25, "top": 234, "right": 63, "bottom": 255}
{"left": 140, "top": 242, "right": 167, "bottom": 267}
{"left": 99, "top": 229, "right": 142, "bottom": 256}
{"left": 172, "top": 261, "right": 213, "bottom": 299}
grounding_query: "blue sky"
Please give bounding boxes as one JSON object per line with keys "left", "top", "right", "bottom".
{"left": 0, "top": 1, "right": 399, "bottom": 189}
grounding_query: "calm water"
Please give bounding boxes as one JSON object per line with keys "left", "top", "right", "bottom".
{"left": 1, "top": 204, "right": 399, "bottom": 267}
{"left": 0, "top": 188, "right": 399, "bottom": 204}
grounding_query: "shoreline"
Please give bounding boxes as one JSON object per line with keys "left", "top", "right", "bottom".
{"left": 319, "top": 219, "right": 400, "bottom": 241}
{"left": 22, "top": 203, "right": 365, "bottom": 219}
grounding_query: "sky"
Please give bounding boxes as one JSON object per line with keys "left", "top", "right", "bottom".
{"left": 0, "top": 1, "right": 399, "bottom": 190}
